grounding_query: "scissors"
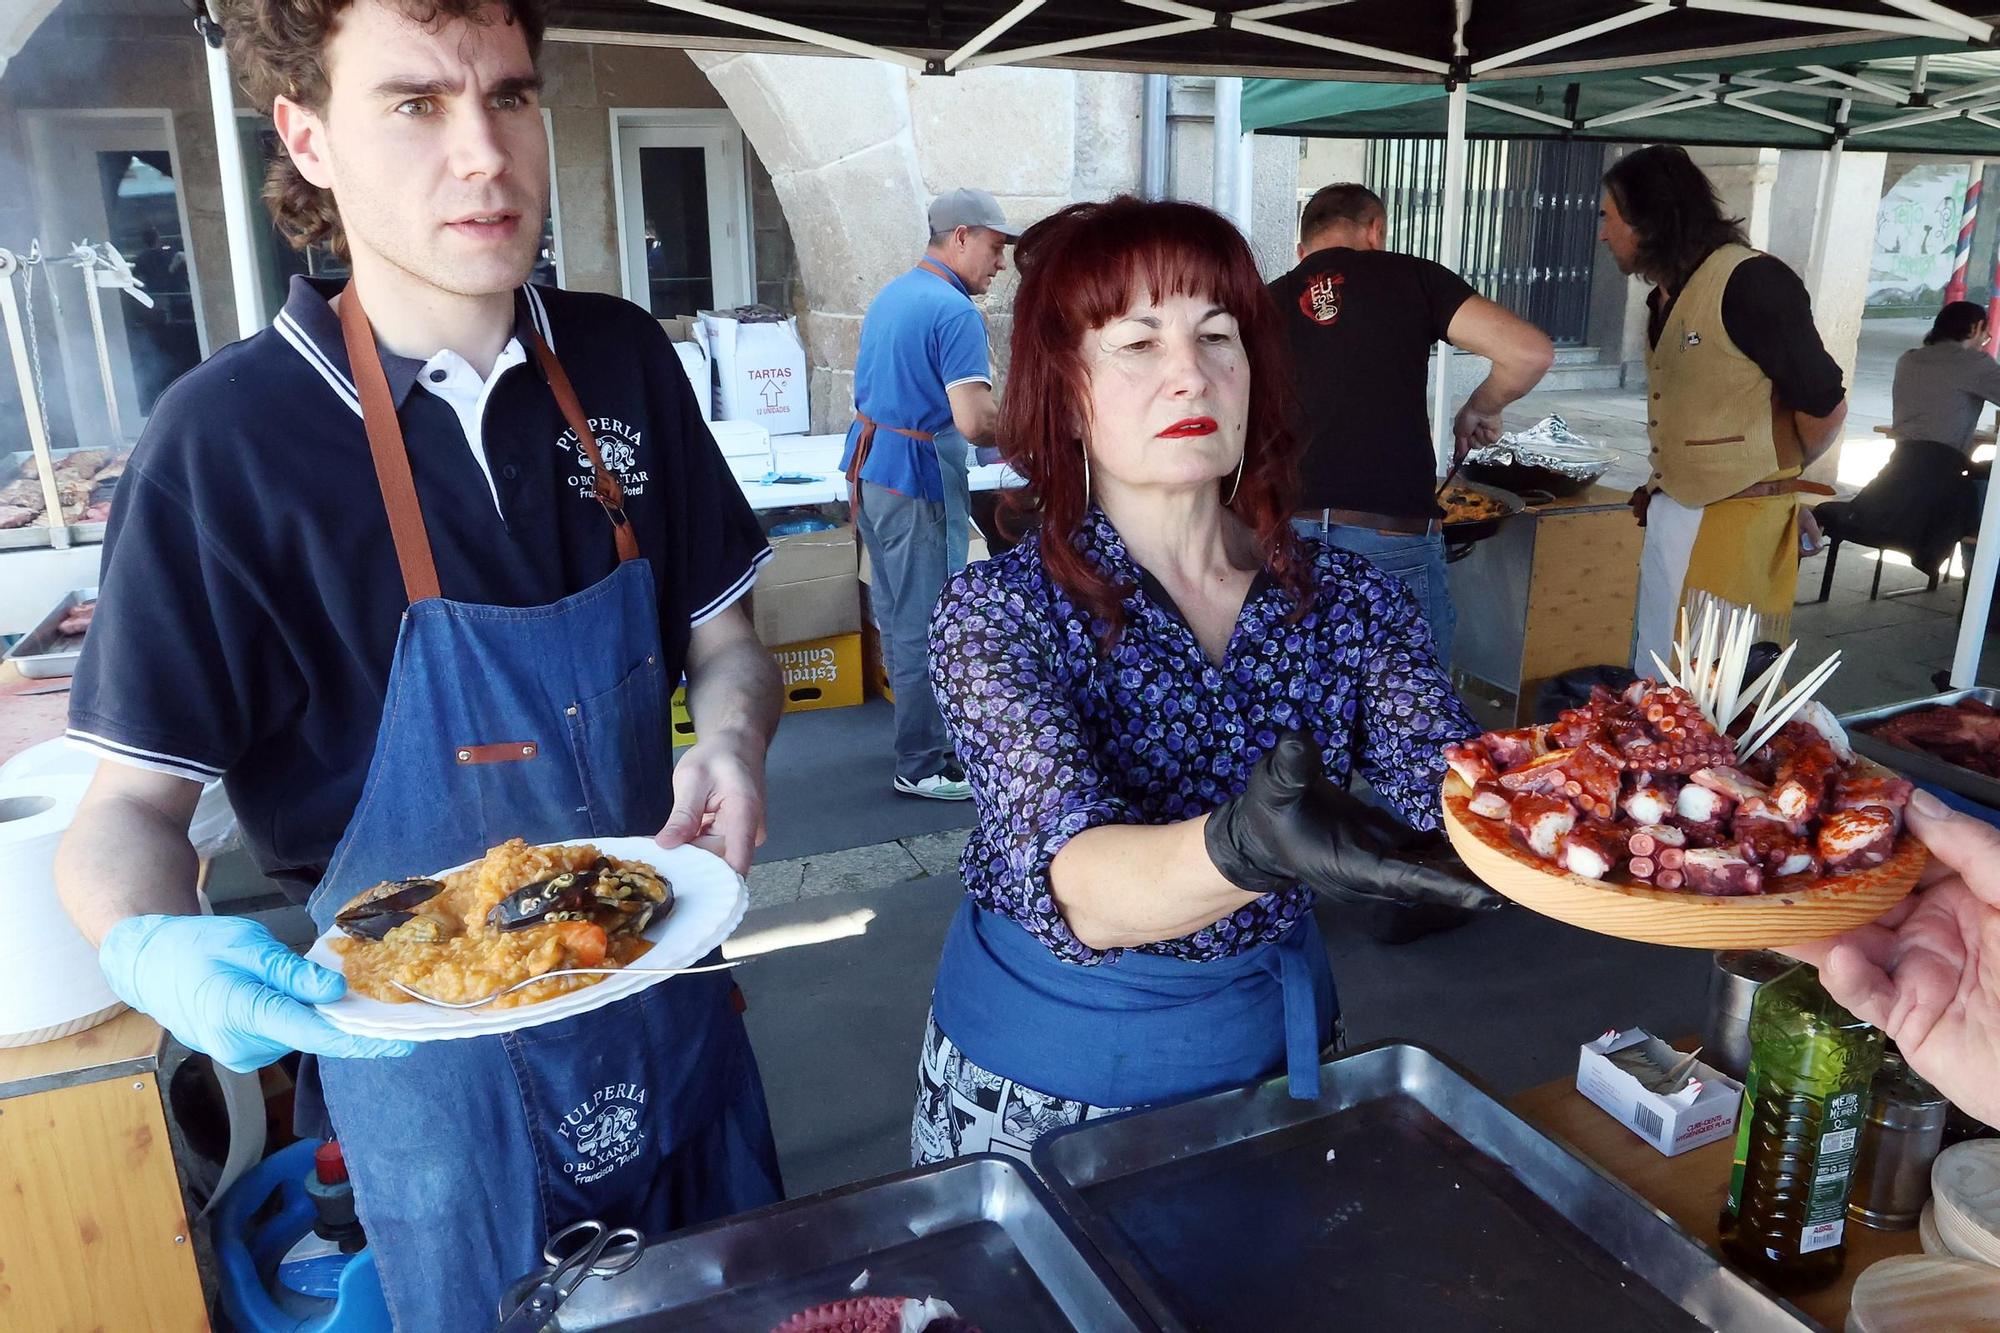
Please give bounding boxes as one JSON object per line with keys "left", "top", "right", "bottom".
{"left": 495, "top": 1218, "right": 644, "bottom": 1332}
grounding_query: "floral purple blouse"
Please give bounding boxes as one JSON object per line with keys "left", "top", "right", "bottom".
{"left": 927, "top": 508, "right": 1478, "bottom": 966}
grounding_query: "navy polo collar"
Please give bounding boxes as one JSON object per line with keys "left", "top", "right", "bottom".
{"left": 272, "top": 275, "right": 554, "bottom": 415}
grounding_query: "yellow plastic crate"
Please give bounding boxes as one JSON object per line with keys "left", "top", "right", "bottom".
{"left": 671, "top": 631, "right": 864, "bottom": 747}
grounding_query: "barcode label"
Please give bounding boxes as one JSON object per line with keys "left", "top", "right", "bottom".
{"left": 1800, "top": 1219, "right": 1844, "bottom": 1254}
{"left": 1632, "top": 1103, "right": 1664, "bottom": 1140}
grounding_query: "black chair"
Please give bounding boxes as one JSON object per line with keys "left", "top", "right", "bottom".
{"left": 1812, "top": 500, "right": 1952, "bottom": 602}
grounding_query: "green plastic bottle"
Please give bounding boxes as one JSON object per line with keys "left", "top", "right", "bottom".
{"left": 1718, "top": 961, "right": 1885, "bottom": 1293}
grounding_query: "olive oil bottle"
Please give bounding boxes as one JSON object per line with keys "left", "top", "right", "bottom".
{"left": 1718, "top": 961, "right": 1885, "bottom": 1292}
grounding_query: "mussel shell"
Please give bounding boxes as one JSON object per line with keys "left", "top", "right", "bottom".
{"left": 334, "top": 877, "right": 445, "bottom": 940}
{"left": 487, "top": 870, "right": 595, "bottom": 931}
{"left": 486, "top": 862, "right": 672, "bottom": 934}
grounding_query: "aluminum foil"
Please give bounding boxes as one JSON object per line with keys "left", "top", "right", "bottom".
{"left": 1465, "top": 414, "right": 1617, "bottom": 479}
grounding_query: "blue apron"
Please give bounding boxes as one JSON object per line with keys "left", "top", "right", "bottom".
{"left": 935, "top": 424, "right": 973, "bottom": 573}
{"left": 930, "top": 900, "right": 1336, "bottom": 1109}
{"left": 302, "top": 290, "right": 782, "bottom": 1332}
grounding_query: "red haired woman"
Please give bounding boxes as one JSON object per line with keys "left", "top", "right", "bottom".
{"left": 911, "top": 197, "right": 1496, "bottom": 1164}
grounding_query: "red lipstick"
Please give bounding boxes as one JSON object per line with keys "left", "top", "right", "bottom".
{"left": 1157, "top": 417, "right": 1217, "bottom": 438}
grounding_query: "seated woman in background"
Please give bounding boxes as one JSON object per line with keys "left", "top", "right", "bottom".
{"left": 1823, "top": 301, "right": 1998, "bottom": 575}
{"left": 908, "top": 196, "right": 1496, "bottom": 1166}
{"left": 1893, "top": 300, "right": 2000, "bottom": 458}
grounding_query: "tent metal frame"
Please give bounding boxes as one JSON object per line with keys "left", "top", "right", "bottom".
{"left": 193, "top": 0, "right": 2000, "bottom": 684}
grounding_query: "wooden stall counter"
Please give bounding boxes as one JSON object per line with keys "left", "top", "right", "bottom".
{"left": 0, "top": 1009, "right": 208, "bottom": 1331}
{"left": 1511, "top": 1065, "right": 1923, "bottom": 1331}
{"left": 1448, "top": 482, "right": 1644, "bottom": 725}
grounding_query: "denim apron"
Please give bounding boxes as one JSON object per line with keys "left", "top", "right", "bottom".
{"left": 303, "top": 291, "right": 782, "bottom": 1332}
{"left": 930, "top": 900, "right": 1337, "bottom": 1108}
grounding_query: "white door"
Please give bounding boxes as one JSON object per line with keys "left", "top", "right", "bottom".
{"left": 25, "top": 111, "right": 207, "bottom": 447}
{"left": 613, "top": 112, "right": 753, "bottom": 316}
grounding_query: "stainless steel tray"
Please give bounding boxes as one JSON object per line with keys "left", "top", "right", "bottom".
{"left": 3, "top": 586, "right": 96, "bottom": 679}
{"left": 497, "top": 1154, "right": 1155, "bottom": 1330}
{"left": 1033, "top": 1042, "right": 1811, "bottom": 1333}
{"left": 1839, "top": 688, "right": 2000, "bottom": 809}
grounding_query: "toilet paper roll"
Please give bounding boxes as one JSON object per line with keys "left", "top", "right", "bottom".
{"left": 0, "top": 774, "right": 125, "bottom": 1047}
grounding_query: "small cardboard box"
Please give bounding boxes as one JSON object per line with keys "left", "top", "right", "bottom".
{"left": 658, "top": 318, "right": 712, "bottom": 423}
{"left": 702, "top": 309, "right": 809, "bottom": 436}
{"left": 751, "top": 522, "right": 859, "bottom": 646}
{"left": 1576, "top": 1029, "right": 1743, "bottom": 1157}
{"left": 751, "top": 573, "right": 860, "bottom": 646}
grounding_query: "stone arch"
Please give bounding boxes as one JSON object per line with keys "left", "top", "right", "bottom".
{"left": 692, "top": 51, "right": 1141, "bottom": 431}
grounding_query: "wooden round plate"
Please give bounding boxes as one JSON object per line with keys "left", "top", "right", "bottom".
{"left": 1439, "top": 760, "right": 1929, "bottom": 949}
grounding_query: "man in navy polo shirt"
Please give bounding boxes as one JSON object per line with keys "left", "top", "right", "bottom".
{"left": 841, "top": 188, "right": 1012, "bottom": 801}
{"left": 52, "top": 0, "right": 782, "bottom": 1325}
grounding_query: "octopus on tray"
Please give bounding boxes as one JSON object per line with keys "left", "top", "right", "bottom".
{"left": 1864, "top": 696, "right": 2000, "bottom": 779}
{"left": 1448, "top": 681, "right": 1910, "bottom": 896}
{"left": 771, "top": 1298, "right": 979, "bottom": 1333}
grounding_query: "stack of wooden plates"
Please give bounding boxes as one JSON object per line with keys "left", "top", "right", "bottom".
{"left": 1846, "top": 1255, "right": 2000, "bottom": 1332}
{"left": 1921, "top": 1200, "right": 1950, "bottom": 1256}
{"left": 1929, "top": 1142, "right": 2000, "bottom": 1270}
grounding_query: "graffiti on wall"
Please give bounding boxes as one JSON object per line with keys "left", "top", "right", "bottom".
{"left": 1869, "top": 164, "right": 1970, "bottom": 306}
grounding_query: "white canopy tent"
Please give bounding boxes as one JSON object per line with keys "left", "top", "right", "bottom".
{"left": 185, "top": 0, "right": 2000, "bottom": 686}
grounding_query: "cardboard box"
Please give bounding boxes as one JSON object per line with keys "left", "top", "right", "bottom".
{"left": 708, "top": 418, "right": 774, "bottom": 463}
{"left": 702, "top": 309, "right": 809, "bottom": 436}
{"left": 750, "top": 521, "right": 859, "bottom": 646}
{"left": 1576, "top": 1030, "right": 1742, "bottom": 1157}
{"left": 752, "top": 573, "right": 859, "bottom": 646}
{"left": 658, "top": 318, "right": 712, "bottom": 422}
{"left": 670, "top": 630, "right": 864, "bottom": 746}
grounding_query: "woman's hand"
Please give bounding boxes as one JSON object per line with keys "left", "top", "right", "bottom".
{"left": 1204, "top": 731, "right": 1501, "bottom": 912}
{"left": 1785, "top": 789, "right": 2000, "bottom": 1129}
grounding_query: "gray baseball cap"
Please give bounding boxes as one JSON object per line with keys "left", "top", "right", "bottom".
{"left": 927, "top": 188, "right": 1020, "bottom": 240}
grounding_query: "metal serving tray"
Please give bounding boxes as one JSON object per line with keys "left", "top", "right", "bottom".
{"left": 497, "top": 1154, "right": 1155, "bottom": 1330}
{"left": 3, "top": 586, "right": 95, "bottom": 679}
{"left": 1840, "top": 688, "right": 2000, "bottom": 809}
{"left": 1033, "top": 1042, "right": 1811, "bottom": 1333}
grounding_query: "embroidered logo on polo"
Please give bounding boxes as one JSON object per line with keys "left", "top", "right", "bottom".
{"left": 557, "top": 1082, "right": 649, "bottom": 1184}
{"left": 557, "top": 418, "right": 651, "bottom": 501}
{"left": 1300, "top": 272, "right": 1344, "bottom": 325}
{"left": 1683, "top": 331, "right": 1702, "bottom": 350}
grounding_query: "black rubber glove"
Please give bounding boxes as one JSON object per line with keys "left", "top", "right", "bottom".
{"left": 1205, "top": 731, "right": 1503, "bottom": 912}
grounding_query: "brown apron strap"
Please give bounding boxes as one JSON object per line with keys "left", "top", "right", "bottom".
{"left": 525, "top": 325, "right": 640, "bottom": 565}
{"left": 845, "top": 410, "right": 936, "bottom": 521}
{"left": 338, "top": 289, "right": 443, "bottom": 604}
{"left": 916, "top": 257, "right": 958, "bottom": 286}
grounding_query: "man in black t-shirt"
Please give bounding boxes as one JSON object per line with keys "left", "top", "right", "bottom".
{"left": 1270, "top": 184, "right": 1553, "bottom": 662}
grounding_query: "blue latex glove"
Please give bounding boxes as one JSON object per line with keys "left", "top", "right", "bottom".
{"left": 99, "top": 914, "right": 415, "bottom": 1072}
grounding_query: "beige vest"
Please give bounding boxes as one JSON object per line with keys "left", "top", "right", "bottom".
{"left": 1646, "top": 243, "right": 1803, "bottom": 508}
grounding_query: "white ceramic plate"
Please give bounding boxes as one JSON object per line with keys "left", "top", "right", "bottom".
{"left": 306, "top": 839, "right": 747, "bottom": 1041}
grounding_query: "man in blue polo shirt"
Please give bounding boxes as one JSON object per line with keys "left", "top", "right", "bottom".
{"left": 841, "top": 188, "right": 1012, "bottom": 800}
{"left": 52, "top": 0, "right": 782, "bottom": 1325}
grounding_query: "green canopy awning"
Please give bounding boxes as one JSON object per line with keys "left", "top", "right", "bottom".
{"left": 1247, "top": 48, "right": 2000, "bottom": 154}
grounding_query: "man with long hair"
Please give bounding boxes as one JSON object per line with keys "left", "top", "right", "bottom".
{"left": 1601, "top": 145, "right": 1846, "bottom": 670}
{"left": 54, "top": 0, "right": 784, "bottom": 1322}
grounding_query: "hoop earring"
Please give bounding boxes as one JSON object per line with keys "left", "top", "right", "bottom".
{"left": 1080, "top": 443, "right": 1092, "bottom": 504}
{"left": 1223, "top": 451, "right": 1245, "bottom": 506}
